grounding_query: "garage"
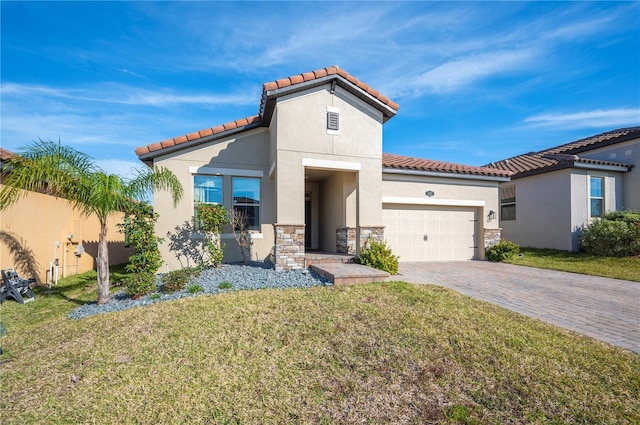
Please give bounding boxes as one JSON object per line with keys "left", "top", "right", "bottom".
{"left": 382, "top": 204, "right": 478, "bottom": 261}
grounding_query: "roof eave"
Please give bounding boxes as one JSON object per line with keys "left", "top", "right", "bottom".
{"left": 511, "top": 161, "right": 632, "bottom": 179}
{"left": 382, "top": 167, "right": 512, "bottom": 182}
{"left": 137, "top": 121, "right": 263, "bottom": 163}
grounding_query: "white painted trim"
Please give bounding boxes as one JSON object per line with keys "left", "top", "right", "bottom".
{"left": 302, "top": 158, "right": 361, "bottom": 171}
{"left": 327, "top": 106, "right": 340, "bottom": 113}
{"left": 268, "top": 161, "right": 276, "bottom": 178}
{"left": 573, "top": 162, "right": 630, "bottom": 172}
{"left": 327, "top": 129, "right": 340, "bottom": 136}
{"left": 382, "top": 196, "right": 485, "bottom": 207}
{"left": 189, "top": 166, "right": 264, "bottom": 177}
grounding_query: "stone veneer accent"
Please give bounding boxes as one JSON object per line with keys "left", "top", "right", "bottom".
{"left": 336, "top": 226, "right": 385, "bottom": 254}
{"left": 483, "top": 228, "right": 502, "bottom": 251}
{"left": 273, "top": 224, "right": 305, "bottom": 271}
{"left": 336, "top": 227, "right": 357, "bottom": 254}
{"left": 359, "top": 226, "right": 384, "bottom": 246}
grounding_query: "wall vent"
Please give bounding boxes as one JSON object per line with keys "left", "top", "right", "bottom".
{"left": 327, "top": 111, "right": 339, "bottom": 131}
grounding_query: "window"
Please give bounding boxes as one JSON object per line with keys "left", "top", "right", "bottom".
{"left": 500, "top": 185, "right": 516, "bottom": 221}
{"left": 590, "top": 176, "right": 604, "bottom": 217}
{"left": 232, "top": 177, "right": 260, "bottom": 229}
{"left": 194, "top": 175, "right": 222, "bottom": 204}
{"left": 194, "top": 175, "right": 222, "bottom": 229}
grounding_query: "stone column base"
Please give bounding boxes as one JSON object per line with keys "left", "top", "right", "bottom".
{"left": 336, "top": 227, "right": 357, "bottom": 254}
{"left": 274, "top": 224, "right": 305, "bottom": 271}
{"left": 484, "top": 228, "right": 502, "bottom": 251}
{"left": 359, "top": 226, "right": 384, "bottom": 247}
{"left": 336, "top": 226, "right": 385, "bottom": 254}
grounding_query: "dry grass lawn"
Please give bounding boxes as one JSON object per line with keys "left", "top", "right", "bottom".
{"left": 1, "top": 271, "right": 638, "bottom": 424}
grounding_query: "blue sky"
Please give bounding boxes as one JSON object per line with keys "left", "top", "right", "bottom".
{"left": 2, "top": 1, "right": 639, "bottom": 178}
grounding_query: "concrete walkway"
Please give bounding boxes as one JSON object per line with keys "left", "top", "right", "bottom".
{"left": 390, "top": 261, "right": 640, "bottom": 353}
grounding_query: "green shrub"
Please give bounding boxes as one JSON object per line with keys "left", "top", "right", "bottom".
{"left": 218, "top": 281, "right": 232, "bottom": 290}
{"left": 124, "top": 272, "right": 156, "bottom": 298}
{"left": 580, "top": 211, "right": 640, "bottom": 257}
{"left": 487, "top": 239, "right": 520, "bottom": 262}
{"left": 358, "top": 238, "right": 399, "bottom": 275}
{"left": 162, "top": 267, "right": 201, "bottom": 293}
{"left": 187, "top": 284, "right": 204, "bottom": 294}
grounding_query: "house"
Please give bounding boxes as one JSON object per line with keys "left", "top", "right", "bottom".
{"left": 135, "top": 66, "right": 512, "bottom": 271}
{"left": 0, "top": 148, "right": 131, "bottom": 282}
{"left": 485, "top": 127, "right": 639, "bottom": 251}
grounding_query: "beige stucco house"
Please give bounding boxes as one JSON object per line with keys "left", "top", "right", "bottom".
{"left": 1, "top": 148, "right": 131, "bottom": 282}
{"left": 135, "top": 66, "right": 511, "bottom": 271}
{"left": 486, "top": 127, "right": 639, "bottom": 251}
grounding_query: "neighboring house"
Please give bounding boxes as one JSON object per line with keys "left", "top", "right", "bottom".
{"left": 135, "top": 66, "right": 511, "bottom": 271}
{"left": 485, "top": 127, "right": 639, "bottom": 251}
{"left": 0, "top": 148, "right": 131, "bottom": 282}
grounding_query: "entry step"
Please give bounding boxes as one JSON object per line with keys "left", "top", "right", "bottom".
{"left": 310, "top": 263, "right": 390, "bottom": 285}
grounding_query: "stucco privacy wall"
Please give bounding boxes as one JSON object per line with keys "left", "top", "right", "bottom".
{"left": 0, "top": 186, "right": 130, "bottom": 282}
{"left": 151, "top": 128, "right": 275, "bottom": 271}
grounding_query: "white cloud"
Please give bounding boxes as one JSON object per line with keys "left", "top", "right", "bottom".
{"left": 412, "top": 50, "right": 535, "bottom": 95}
{"left": 524, "top": 108, "right": 640, "bottom": 129}
{"left": 1, "top": 82, "right": 257, "bottom": 108}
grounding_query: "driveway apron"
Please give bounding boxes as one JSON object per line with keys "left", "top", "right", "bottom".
{"left": 392, "top": 261, "right": 640, "bottom": 353}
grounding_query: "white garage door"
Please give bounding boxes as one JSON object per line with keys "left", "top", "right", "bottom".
{"left": 383, "top": 205, "right": 478, "bottom": 261}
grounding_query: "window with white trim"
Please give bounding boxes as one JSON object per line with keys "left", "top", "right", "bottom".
{"left": 232, "top": 177, "right": 260, "bottom": 230}
{"left": 194, "top": 175, "right": 223, "bottom": 229}
{"left": 500, "top": 185, "right": 516, "bottom": 221}
{"left": 590, "top": 176, "right": 604, "bottom": 217}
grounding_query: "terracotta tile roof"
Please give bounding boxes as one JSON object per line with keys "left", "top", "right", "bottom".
{"left": 0, "top": 147, "right": 15, "bottom": 161}
{"left": 485, "top": 127, "right": 639, "bottom": 178}
{"left": 544, "top": 126, "right": 640, "bottom": 155}
{"left": 383, "top": 153, "right": 513, "bottom": 178}
{"left": 136, "top": 66, "right": 399, "bottom": 160}
{"left": 260, "top": 65, "right": 399, "bottom": 112}
{"left": 134, "top": 115, "right": 261, "bottom": 157}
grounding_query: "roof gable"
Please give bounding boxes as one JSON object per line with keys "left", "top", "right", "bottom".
{"left": 135, "top": 66, "right": 398, "bottom": 162}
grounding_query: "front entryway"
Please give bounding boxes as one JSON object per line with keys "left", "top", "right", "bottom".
{"left": 383, "top": 205, "right": 478, "bottom": 261}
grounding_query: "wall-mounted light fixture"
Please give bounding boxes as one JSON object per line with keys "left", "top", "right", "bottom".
{"left": 487, "top": 210, "right": 496, "bottom": 222}
{"left": 425, "top": 190, "right": 435, "bottom": 197}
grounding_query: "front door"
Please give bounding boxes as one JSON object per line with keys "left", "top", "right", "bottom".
{"left": 305, "top": 192, "right": 312, "bottom": 249}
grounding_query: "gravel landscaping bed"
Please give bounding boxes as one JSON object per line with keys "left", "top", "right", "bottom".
{"left": 68, "top": 262, "right": 331, "bottom": 320}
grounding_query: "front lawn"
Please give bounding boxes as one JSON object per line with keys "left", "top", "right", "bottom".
{"left": 1, "top": 270, "right": 638, "bottom": 424}
{"left": 504, "top": 247, "right": 640, "bottom": 282}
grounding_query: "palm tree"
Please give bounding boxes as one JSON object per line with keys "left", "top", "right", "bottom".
{"left": 0, "top": 140, "right": 183, "bottom": 304}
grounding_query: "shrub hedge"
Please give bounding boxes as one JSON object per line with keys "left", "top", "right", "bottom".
{"left": 580, "top": 211, "right": 640, "bottom": 257}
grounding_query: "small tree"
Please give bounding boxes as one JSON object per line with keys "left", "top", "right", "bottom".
{"left": 229, "top": 208, "right": 253, "bottom": 264}
{"left": 195, "top": 203, "right": 228, "bottom": 268}
{"left": 118, "top": 202, "right": 162, "bottom": 297}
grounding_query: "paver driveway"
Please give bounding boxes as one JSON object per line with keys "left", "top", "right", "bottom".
{"left": 392, "top": 261, "right": 640, "bottom": 353}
